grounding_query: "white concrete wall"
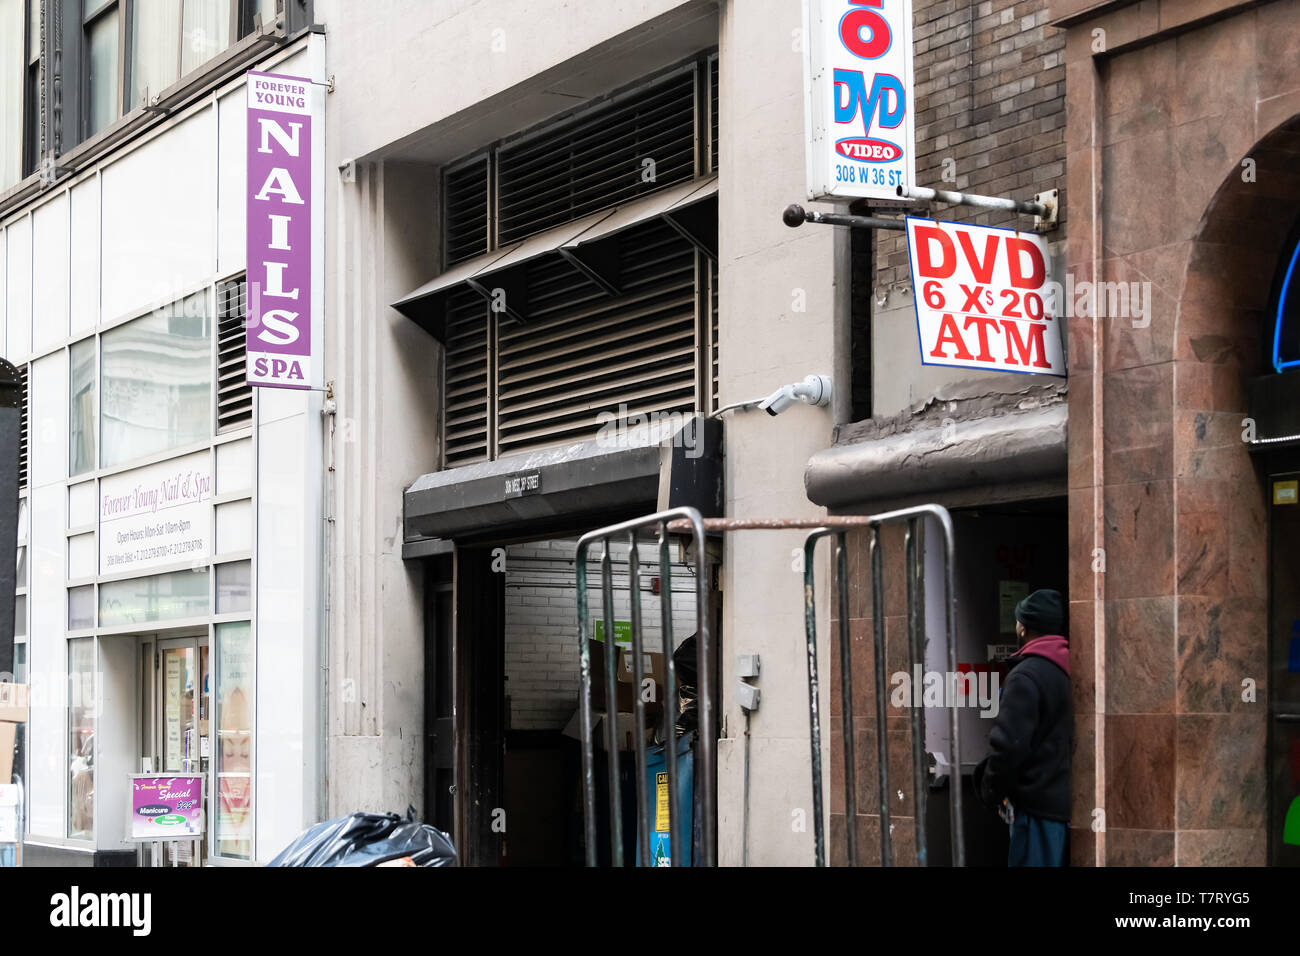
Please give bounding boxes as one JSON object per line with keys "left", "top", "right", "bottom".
{"left": 319, "top": 161, "right": 441, "bottom": 816}
{"left": 314, "top": 0, "right": 716, "bottom": 823}
{"left": 715, "top": 0, "right": 841, "bottom": 866}
{"left": 318, "top": 0, "right": 710, "bottom": 166}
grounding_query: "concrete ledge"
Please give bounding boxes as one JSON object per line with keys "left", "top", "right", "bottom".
{"left": 404, "top": 415, "right": 723, "bottom": 544}
{"left": 20, "top": 842, "right": 136, "bottom": 867}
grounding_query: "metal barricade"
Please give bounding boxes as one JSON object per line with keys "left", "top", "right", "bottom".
{"left": 575, "top": 508, "right": 714, "bottom": 867}
{"left": 575, "top": 504, "right": 961, "bottom": 867}
{"left": 803, "top": 504, "right": 963, "bottom": 867}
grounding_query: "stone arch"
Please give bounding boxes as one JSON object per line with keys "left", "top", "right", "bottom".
{"left": 1150, "top": 114, "right": 1300, "bottom": 865}
{"left": 1177, "top": 115, "right": 1300, "bottom": 380}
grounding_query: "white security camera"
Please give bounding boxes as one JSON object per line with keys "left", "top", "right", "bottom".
{"left": 757, "top": 374, "right": 832, "bottom": 416}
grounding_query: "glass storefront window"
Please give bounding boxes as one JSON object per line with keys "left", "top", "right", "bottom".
{"left": 132, "top": 0, "right": 243, "bottom": 108}
{"left": 1, "top": 0, "right": 22, "bottom": 190}
{"left": 181, "top": 0, "right": 233, "bottom": 76}
{"left": 68, "top": 638, "right": 96, "bottom": 840}
{"left": 87, "top": 6, "right": 121, "bottom": 136}
{"left": 69, "top": 585, "right": 95, "bottom": 630}
{"left": 160, "top": 644, "right": 195, "bottom": 772}
{"left": 70, "top": 338, "right": 97, "bottom": 477}
{"left": 99, "top": 569, "right": 209, "bottom": 628}
{"left": 215, "top": 621, "right": 252, "bottom": 858}
{"left": 101, "top": 293, "right": 211, "bottom": 469}
{"left": 130, "top": 0, "right": 182, "bottom": 109}
{"left": 215, "top": 560, "right": 250, "bottom": 613}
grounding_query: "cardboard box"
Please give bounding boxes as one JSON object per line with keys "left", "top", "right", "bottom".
{"left": 561, "top": 709, "right": 656, "bottom": 752}
{"left": 566, "top": 642, "right": 666, "bottom": 752}
{"left": 589, "top": 642, "right": 666, "bottom": 716}
{"left": 617, "top": 649, "right": 665, "bottom": 685}
{"left": 597, "top": 713, "right": 640, "bottom": 753}
{"left": 588, "top": 641, "right": 636, "bottom": 713}
{"left": 0, "top": 683, "right": 29, "bottom": 724}
{"left": 618, "top": 649, "right": 668, "bottom": 713}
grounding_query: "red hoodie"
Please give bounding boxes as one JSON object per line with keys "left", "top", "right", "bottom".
{"left": 1014, "top": 634, "right": 1069, "bottom": 676}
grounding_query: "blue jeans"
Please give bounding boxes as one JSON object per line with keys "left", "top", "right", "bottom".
{"left": 1008, "top": 813, "right": 1067, "bottom": 867}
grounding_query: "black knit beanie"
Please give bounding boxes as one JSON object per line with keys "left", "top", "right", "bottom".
{"left": 1015, "top": 588, "right": 1065, "bottom": 636}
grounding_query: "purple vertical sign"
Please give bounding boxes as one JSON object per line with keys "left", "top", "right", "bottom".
{"left": 246, "top": 71, "right": 315, "bottom": 389}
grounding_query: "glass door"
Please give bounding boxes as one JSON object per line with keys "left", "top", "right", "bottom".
{"left": 1270, "top": 465, "right": 1300, "bottom": 866}
{"left": 147, "top": 634, "right": 210, "bottom": 865}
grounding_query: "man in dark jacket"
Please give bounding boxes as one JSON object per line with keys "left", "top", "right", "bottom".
{"left": 975, "top": 588, "right": 1071, "bottom": 866}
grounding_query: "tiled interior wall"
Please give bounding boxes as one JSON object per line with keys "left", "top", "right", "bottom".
{"left": 503, "top": 538, "right": 699, "bottom": 731}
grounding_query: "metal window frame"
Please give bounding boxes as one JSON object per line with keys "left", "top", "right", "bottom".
{"left": 121, "top": 0, "right": 249, "bottom": 114}
{"left": 20, "top": 0, "right": 42, "bottom": 178}
{"left": 1, "top": 0, "right": 299, "bottom": 215}
{"left": 50, "top": 0, "right": 294, "bottom": 182}
{"left": 28, "top": 0, "right": 42, "bottom": 66}
{"left": 77, "top": 0, "right": 122, "bottom": 141}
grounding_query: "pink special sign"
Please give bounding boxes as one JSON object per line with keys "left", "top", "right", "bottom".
{"left": 246, "top": 71, "right": 316, "bottom": 389}
{"left": 130, "top": 775, "right": 204, "bottom": 842}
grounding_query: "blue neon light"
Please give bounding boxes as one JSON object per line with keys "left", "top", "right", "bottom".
{"left": 1273, "top": 239, "right": 1300, "bottom": 372}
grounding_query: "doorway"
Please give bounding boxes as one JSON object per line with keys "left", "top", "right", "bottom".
{"left": 138, "top": 632, "right": 210, "bottom": 866}
{"left": 927, "top": 497, "right": 1069, "bottom": 866}
{"left": 430, "top": 532, "right": 710, "bottom": 865}
{"left": 1267, "top": 453, "right": 1300, "bottom": 866}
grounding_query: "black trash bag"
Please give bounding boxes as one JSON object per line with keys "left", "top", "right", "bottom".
{"left": 266, "top": 806, "right": 456, "bottom": 867}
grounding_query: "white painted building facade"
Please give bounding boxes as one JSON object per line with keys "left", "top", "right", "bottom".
{"left": 2, "top": 8, "right": 324, "bottom": 864}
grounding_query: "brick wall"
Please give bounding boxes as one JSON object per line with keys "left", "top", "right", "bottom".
{"left": 503, "top": 538, "right": 699, "bottom": 731}
{"left": 874, "top": 0, "right": 1066, "bottom": 295}
{"left": 834, "top": 0, "right": 1069, "bottom": 863}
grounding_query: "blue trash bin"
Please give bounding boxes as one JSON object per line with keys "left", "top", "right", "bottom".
{"left": 639, "top": 733, "right": 694, "bottom": 867}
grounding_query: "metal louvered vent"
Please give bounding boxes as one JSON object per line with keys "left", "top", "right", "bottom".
{"left": 443, "top": 286, "right": 491, "bottom": 467}
{"left": 709, "top": 257, "right": 719, "bottom": 412}
{"left": 495, "top": 69, "right": 698, "bottom": 245}
{"left": 18, "top": 364, "right": 28, "bottom": 490}
{"left": 444, "top": 157, "right": 490, "bottom": 266}
{"left": 495, "top": 220, "right": 697, "bottom": 455}
{"left": 709, "top": 54, "right": 719, "bottom": 171}
{"left": 435, "top": 53, "right": 718, "bottom": 467}
{"left": 216, "top": 278, "right": 253, "bottom": 433}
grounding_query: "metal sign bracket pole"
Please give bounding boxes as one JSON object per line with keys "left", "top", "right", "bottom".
{"left": 784, "top": 186, "right": 1059, "bottom": 234}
